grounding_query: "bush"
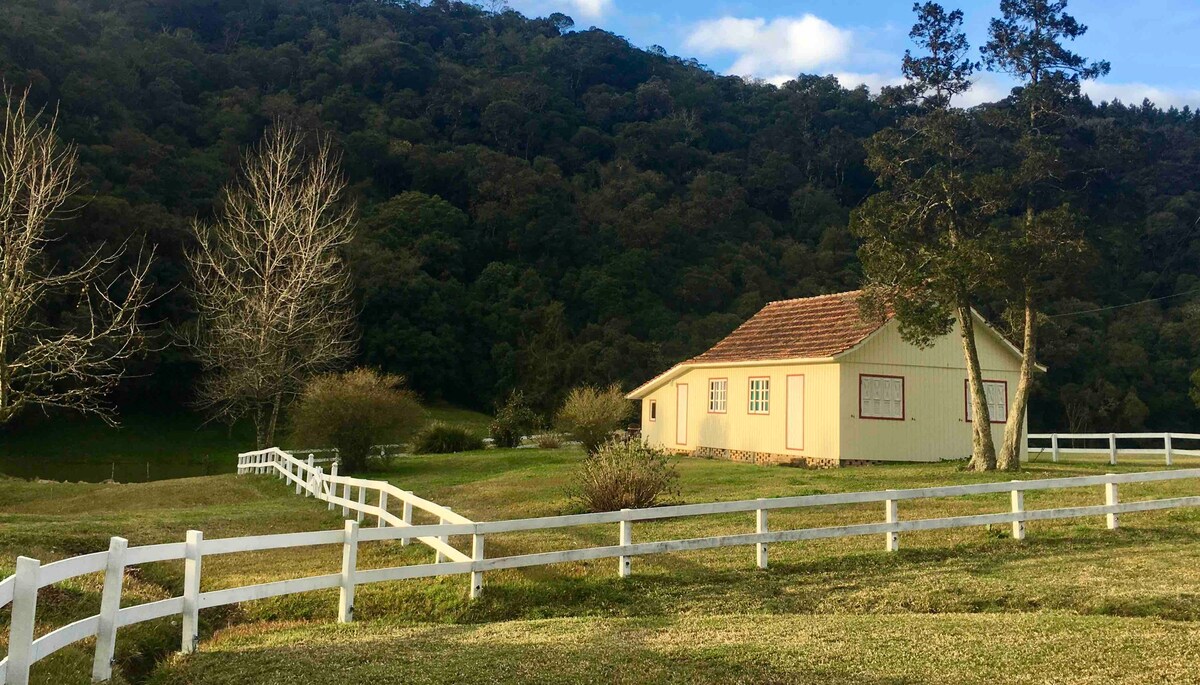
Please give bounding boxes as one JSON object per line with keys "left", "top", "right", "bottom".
{"left": 490, "top": 390, "right": 538, "bottom": 448}
{"left": 535, "top": 431, "right": 564, "bottom": 449}
{"left": 555, "top": 383, "right": 631, "bottom": 454}
{"left": 569, "top": 438, "right": 679, "bottom": 513}
{"left": 411, "top": 422, "right": 484, "bottom": 454}
{"left": 288, "top": 369, "right": 423, "bottom": 473}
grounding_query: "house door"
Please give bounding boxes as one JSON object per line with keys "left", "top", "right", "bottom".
{"left": 786, "top": 375, "right": 804, "bottom": 450}
{"left": 676, "top": 384, "right": 688, "bottom": 445}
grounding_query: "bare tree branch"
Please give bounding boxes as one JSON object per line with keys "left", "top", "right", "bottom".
{"left": 0, "top": 88, "right": 153, "bottom": 425}
{"left": 186, "top": 122, "right": 356, "bottom": 447}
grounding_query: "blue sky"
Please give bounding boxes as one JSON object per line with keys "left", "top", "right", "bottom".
{"left": 507, "top": 0, "right": 1200, "bottom": 109}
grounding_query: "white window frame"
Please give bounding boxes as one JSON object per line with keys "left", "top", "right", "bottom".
{"left": 965, "top": 380, "right": 1008, "bottom": 424}
{"left": 708, "top": 378, "right": 728, "bottom": 413}
{"left": 648, "top": 400, "right": 657, "bottom": 422}
{"left": 860, "top": 374, "right": 904, "bottom": 420}
{"left": 748, "top": 377, "right": 770, "bottom": 414}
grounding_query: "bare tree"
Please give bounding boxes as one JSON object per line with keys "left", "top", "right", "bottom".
{"left": 0, "top": 88, "right": 152, "bottom": 425}
{"left": 188, "top": 123, "right": 356, "bottom": 447}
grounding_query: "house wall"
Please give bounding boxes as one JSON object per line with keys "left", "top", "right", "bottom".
{"left": 836, "top": 318, "right": 1026, "bottom": 462}
{"left": 639, "top": 362, "right": 842, "bottom": 465}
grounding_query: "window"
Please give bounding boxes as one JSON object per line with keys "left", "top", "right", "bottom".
{"left": 860, "top": 375, "right": 904, "bottom": 420}
{"left": 748, "top": 377, "right": 770, "bottom": 414}
{"left": 708, "top": 379, "right": 728, "bottom": 413}
{"left": 965, "top": 380, "right": 1007, "bottom": 423}
{"left": 648, "top": 400, "right": 657, "bottom": 422}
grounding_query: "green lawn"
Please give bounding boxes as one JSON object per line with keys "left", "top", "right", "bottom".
{"left": 3, "top": 449, "right": 1200, "bottom": 684}
{"left": 145, "top": 613, "right": 1200, "bottom": 685}
{"left": 0, "top": 404, "right": 494, "bottom": 482}
{"left": 422, "top": 404, "right": 494, "bottom": 438}
{"left": 0, "top": 410, "right": 254, "bottom": 482}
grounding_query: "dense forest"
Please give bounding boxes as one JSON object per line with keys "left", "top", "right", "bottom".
{"left": 1, "top": 0, "right": 1198, "bottom": 431}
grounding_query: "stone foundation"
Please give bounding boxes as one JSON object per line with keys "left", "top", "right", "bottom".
{"left": 688, "top": 445, "right": 872, "bottom": 469}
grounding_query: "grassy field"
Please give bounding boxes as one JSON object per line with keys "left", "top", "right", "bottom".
{"left": 422, "top": 404, "right": 494, "bottom": 437}
{"left": 2, "top": 448, "right": 1199, "bottom": 683}
{"left": 0, "top": 410, "right": 254, "bottom": 482}
{"left": 0, "top": 404, "right": 493, "bottom": 482}
{"left": 145, "top": 613, "right": 1200, "bottom": 685}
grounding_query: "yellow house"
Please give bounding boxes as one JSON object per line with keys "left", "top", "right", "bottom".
{"left": 627, "top": 290, "right": 1029, "bottom": 467}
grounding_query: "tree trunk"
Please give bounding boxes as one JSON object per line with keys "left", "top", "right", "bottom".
{"left": 265, "top": 392, "right": 283, "bottom": 447}
{"left": 253, "top": 403, "right": 267, "bottom": 450}
{"left": 958, "top": 303, "right": 997, "bottom": 471}
{"left": 999, "top": 285, "right": 1037, "bottom": 471}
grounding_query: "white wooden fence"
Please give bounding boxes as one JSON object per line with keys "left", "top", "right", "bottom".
{"left": 1027, "top": 432, "right": 1200, "bottom": 465}
{"left": 236, "top": 448, "right": 474, "bottom": 561}
{"left": 2, "top": 448, "right": 1200, "bottom": 685}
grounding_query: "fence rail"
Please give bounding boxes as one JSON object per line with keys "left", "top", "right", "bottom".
{"left": 1027, "top": 432, "right": 1200, "bottom": 465}
{"left": 3, "top": 448, "right": 1200, "bottom": 684}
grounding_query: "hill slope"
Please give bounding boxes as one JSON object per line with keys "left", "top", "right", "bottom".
{"left": 0, "top": 0, "right": 1197, "bottom": 425}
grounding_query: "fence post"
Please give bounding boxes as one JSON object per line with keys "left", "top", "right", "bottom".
{"left": 328, "top": 463, "right": 338, "bottom": 511}
{"left": 92, "top": 537, "right": 128, "bottom": 683}
{"left": 182, "top": 530, "right": 203, "bottom": 654}
{"left": 618, "top": 509, "right": 632, "bottom": 578}
{"left": 341, "top": 481, "right": 351, "bottom": 518}
{"left": 1165, "top": 433, "right": 1173, "bottom": 466}
{"left": 356, "top": 485, "right": 366, "bottom": 523}
{"left": 311, "top": 467, "right": 323, "bottom": 498}
{"left": 1109, "top": 433, "right": 1118, "bottom": 466}
{"left": 885, "top": 492, "right": 899, "bottom": 552}
{"left": 401, "top": 494, "right": 413, "bottom": 546}
{"left": 470, "top": 532, "right": 485, "bottom": 599}
{"left": 436, "top": 508, "right": 452, "bottom": 563}
{"left": 338, "top": 520, "right": 359, "bottom": 623}
{"left": 1051, "top": 433, "right": 1060, "bottom": 462}
{"left": 377, "top": 490, "right": 389, "bottom": 528}
{"left": 755, "top": 499, "right": 768, "bottom": 570}
{"left": 8, "top": 556, "right": 41, "bottom": 685}
{"left": 304, "top": 455, "right": 314, "bottom": 499}
{"left": 1010, "top": 482, "right": 1025, "bottom": 541}
{"left": 1105, "top": 475, "right": 1120, "bottom": 530}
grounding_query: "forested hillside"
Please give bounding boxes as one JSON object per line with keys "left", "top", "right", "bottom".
{"left": 1, "top": 0, "right": 1198, "bottom": 429}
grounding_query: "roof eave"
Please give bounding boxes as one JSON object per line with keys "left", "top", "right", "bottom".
{"left": 625, "top": 356, "right": 839, "bottom": 399}
{"left": 969, "top": 309, "right": 1048, "bottom": 373}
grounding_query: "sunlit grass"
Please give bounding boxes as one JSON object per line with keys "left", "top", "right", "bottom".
{"left": 3, "top": 449, "right": 1199, "bottom": 683}
{"left": 146, "top": 613, "right": 1200, "bottom": 685}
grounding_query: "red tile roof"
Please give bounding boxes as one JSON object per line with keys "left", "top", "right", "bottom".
{"left": 627, "top": 290, "right": 1029, "bottom": 399}
{"left": 688, "top": 290, "right": 890, "bottom": 364}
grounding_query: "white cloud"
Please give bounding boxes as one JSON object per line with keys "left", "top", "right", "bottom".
{"left": 567, "top": 0, "right": 611, "bottom": 20}
{"left": 507, "top": 0, "right": 612, "bottom": 21}
{"left": 832, "top": 72, "right": 906, "bottom": 92}
{"left": 684, "top": 14, "right": 853, "bottom": 78}
{"left": 1083, "top": 81, "right": 1200, "bottom": 110}
{"left": 955, "top": 75, "right": 1013, "bottom": 108}
{"left": 824, "top": 72, "right": 1009, "bottom": 107}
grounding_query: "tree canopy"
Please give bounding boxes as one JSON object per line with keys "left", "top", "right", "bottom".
{"left": 1, "top": 0, "right": 1198, "bottom": 431}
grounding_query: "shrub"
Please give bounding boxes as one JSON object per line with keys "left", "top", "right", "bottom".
{"left": 569, "top": 438, "right": 679, "bottom": 513}
{"left": 411, "top": 422, "right": 484, "bottom": 454}
{"left": 490, "top": 390, "right": 538, "bottom": 448}
{"left": 288, "top": 369, "right": 423, "bottom": 473}
{"left": 535, "top": 431, "right": 564, "bottom": 449}
{"left": 555, "top": 383, "right": 631, "bottom": 454}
